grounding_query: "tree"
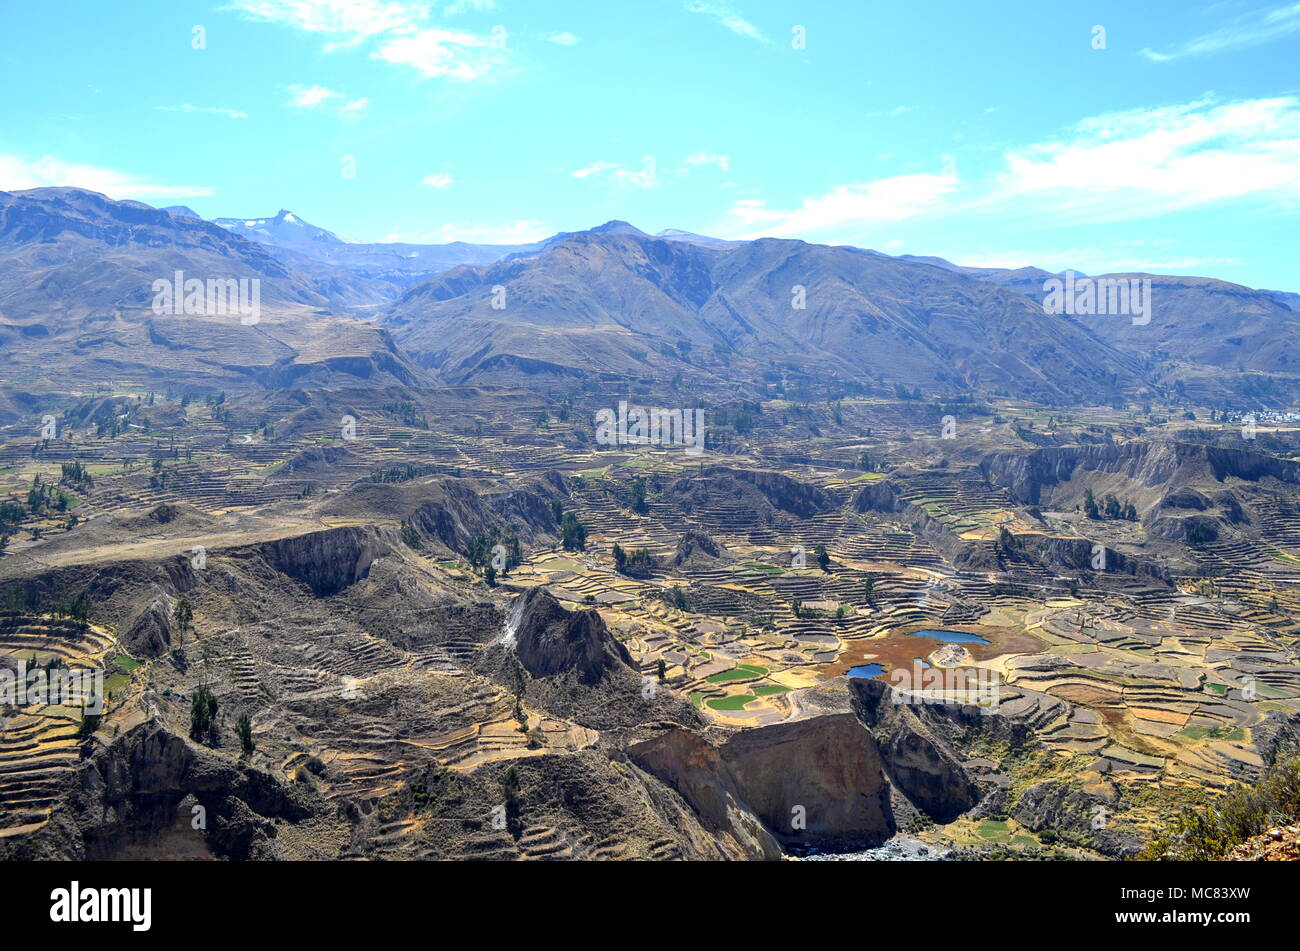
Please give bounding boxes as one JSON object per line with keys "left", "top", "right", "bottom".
{"left": 172, "top": 597, "right": 193, "bottom": 647}
{"left": 190, "top": 684, "right": 218, "bottom": 741}
{"left": 813, "top": 544, "right": 831, "bottom": 572}
{"left": 78, "top": 708, "right": 101, "bottom": 738}
{"left": 1083, "top": 489, "right": 1100, "bottom": 519}
{"left": 656, "top": 659, "right": 667, "bottom": 682}
{"left": 560, "top": 512, "right": 587, "bottom": 552}
{"left": 862, "top": 575, "right": 877, "bottom": 607}
{"left": 614, "top": 545, "right": 655, "bottom": 578}
{"left": 399, "top": 520, "right": 422, "bottom": 549}
{"left": 236, "top": 713, "right": 255, "bottom": 755}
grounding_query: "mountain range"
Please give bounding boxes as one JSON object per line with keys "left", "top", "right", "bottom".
{"left": 2, "top": 186, "right": 1297, "bottom": 406}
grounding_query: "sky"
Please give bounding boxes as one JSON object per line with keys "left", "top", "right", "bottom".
{"left": 1, "top": 0, "right": 1298, "bottom": 289}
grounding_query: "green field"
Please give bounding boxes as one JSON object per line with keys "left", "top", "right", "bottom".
{"left": 706, "top": 664, "right": 768, "bottom": 684}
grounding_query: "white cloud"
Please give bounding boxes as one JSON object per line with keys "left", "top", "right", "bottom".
{"left": 0, "top": 154, "right": 212, "bottom": 200}
{"left": 288, "top": 84, "right": 343, "bottom": 108}
{"left": 572, "top": 161, "right": 620, "bottom": 179}
{"left": 684, "top": 1, "right": 767, "bottom": 43}
{"left": 571, "top": 157, "right": 659, "bottom": 189}
{"left": 713, "top": 96, "right": 1300, "bottom": 245}
{"left": 990, "top": 96, "right": 1300, "bottom": 221}
{"left": 156, "top": 104, "right": 248, "bottom": 119}
{"left": 286, "top": 85, "right": 370, "bottom": 115}
{"left": 684, "top": 150, "right": 730, "bottom": 172}
{"left": 949, "top": 246, "right": 1243, "bottom": 275}
{"left": 227, "top": 0, "right": 427, "bottom": 46}
{"left": 720, "top": 172, "right": 960, "bottom": 240}
{"left": 420, "top": 171, "right": 454, "bottom": 188}
{"left": 371, "top": 27, "right": 508, "bottom": 79}
{"left": 1141, "top": 2, "right": 1300, "bottom": 61}
{"left": 541, "top": 31, "right": 579, "bottom": 46}
{"left": 230, "top": 1, "right": 511, "bottom": 79}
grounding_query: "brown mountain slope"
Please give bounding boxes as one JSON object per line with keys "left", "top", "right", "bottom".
{"left": 385, "top": 229, "right": 1146, "bottom": 401}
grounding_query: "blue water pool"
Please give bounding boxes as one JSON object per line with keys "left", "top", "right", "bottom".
{"left": 907, "top": 629, "right": 990, "bottom": 645}
{"left": 847, "top": 663, "right": 885, "bottom": 679}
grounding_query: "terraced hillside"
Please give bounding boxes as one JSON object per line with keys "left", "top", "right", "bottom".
{"left": 1, "top": 381, "right": 1298, "bottom": 860}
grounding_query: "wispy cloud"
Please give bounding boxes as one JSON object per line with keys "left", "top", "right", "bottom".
{"left": 720, "top": 171, "right": 959, "bottom": 239}
{"left": 286, "top": 85, "right": 369, "bottom": 115}
{"left": 227, "top": 0, "right": 427, "bottom": 46}
{"left": 572, "top": 161, "right": 619, "bottom": 179}
{"left": 717, "top": 96, "right": 1300, "bottom": 243}
{"left": 229, "top": 0, "right": 512, "bottom": 79}
{"left": 420, "top": 171, "right": 454, "bottom": 188}
{"left": 156, "top": 104, "right": 248, "bottom": 119}
{"left": 948, "top": 245, "right": 1243, "bottom": 274}
{"left": 684, "top": 150, "right": 730, "bottom": 172}
{"left": 445, "top": 0, "right": 494, "bottom": 13}
{"left": 988, "top": 96, "right": 1300, "bottom": 221}
{"left": 0, "top": 154, "right": 212, "bottom": 200}
{"left": 572, "top": 157, "right": 659, "bottom": 188}
{"left": 684, "top": 1, "right": 767, "bottom": 43}
{"left": 372, "top": 28, "right": 509, "bottom": 80}
{"left": 1141, "top": 2, "right": 1300, "bottom": 61}
{"left": 541, "top": 31, "right": 579, "bottom": 46}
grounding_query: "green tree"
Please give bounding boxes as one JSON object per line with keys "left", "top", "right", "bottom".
{"left": 399, "top": 520, "right": 422, "bottom": 549}
{"left": 236, "top": 713, "right": 255, "bottom": 755}
{"left": 189, "top": 683, "right": 218, "bottom": 741}
{"left": 172, "top": 597, "right": 193, "bottom": 647}
{"left": 560, "top": 512, "right": 587, "bottom": 552}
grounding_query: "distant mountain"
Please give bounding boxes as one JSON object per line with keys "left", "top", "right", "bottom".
{"left": 162, "top": 204, "right": 201, "bottom": 219}
{"left": 209, "top": 208, "right": 547, "bottom": 310}
{"left": 1264, "top": 289, "right": 1300, "bottom": 311}
{"left": 958, "top": 265, "right": 1300, "bottom": 380}
{"left": 0, "top": 188, "right": 425, "bottom": 391}
{"left": 656, "top": 229, "right": 741, "bottom": 249}
{"left": 0, "top": 188, "right": 326, "bottom": 321}
{"left": 5, "top": 188, "right": 1296, "bottom": 402}
{"left": 384, "top": 225, "right": 1145, "bottom": 401}
{"left": 213, "top": 209, "right": 343, "bottom": 245}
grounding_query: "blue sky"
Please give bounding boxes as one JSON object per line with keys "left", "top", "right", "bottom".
{"left": 2, "top": 0, "right": 1298, "bottom": 289}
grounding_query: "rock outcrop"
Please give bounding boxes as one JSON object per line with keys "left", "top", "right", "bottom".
{"left": 849, "top": 677, "right": 981, "bottom": 823}
{"left": 259, "top": 525, "right": 391, "bottom": 596}
{"left": 0, "top": 721, "right": 312, "bottom": 861}
{"left": 629, "top": 713, "right": 894, "bottom": 854}
{"left": 509, "top": 587, "right": 634, "bottom": 685}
